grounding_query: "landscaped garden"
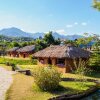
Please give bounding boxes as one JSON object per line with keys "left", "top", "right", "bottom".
{"left": 0, "top": 64, "right": 98, "bottom": 100}
{"left": 5, "top": 69, "right": 96, "bottom": 100}
{"left": 5, "top": 73, "right": 96, "bottom": 100}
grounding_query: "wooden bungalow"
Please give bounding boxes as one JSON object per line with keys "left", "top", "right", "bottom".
{"left": 17, "top": 45, "right": 35, "bottom": 58}
{"left": 7, "top": 47, "right": 19, "bottom": 57}
{"left": 33, "top": 44, "right": 90, "bottom": 73}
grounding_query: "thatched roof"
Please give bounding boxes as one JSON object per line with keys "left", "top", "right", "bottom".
{"left": 17, "top": 45, "right": 35, "bottom": 53}
{"left": 7, "top": 47, "right": 19, "bottom": 52}
{"left": 33, "top": 45, "right": 90, "bottom": 58}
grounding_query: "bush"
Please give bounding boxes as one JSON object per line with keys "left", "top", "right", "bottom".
{"left": 73, "top": 58, "right": 90, "bottom": 76}
{"left": 32, "top": 66, "right": 61, "bottom": 91}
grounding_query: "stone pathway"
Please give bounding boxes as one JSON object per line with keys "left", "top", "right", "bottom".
{"left": 0, "top": 67, "right": 16, "bottom": 100}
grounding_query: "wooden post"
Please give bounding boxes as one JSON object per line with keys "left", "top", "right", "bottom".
{"left": 65, "top": 59, "right": 70, "bottom": 72}
{"left": 52, "top": 58, "right": 56, "bottom": 65}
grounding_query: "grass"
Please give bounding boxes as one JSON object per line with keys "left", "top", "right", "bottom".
{"left": 19, "top": 65, "right": 38, "bottom": 71}
{"left": 6, "top": 73, "right": 96, "bottom": 100}
{"left": 0, "top": 57, "right": 37, "bottom": 65}
{"left": 62, "top": 72, "right": 100, "bottom": 80}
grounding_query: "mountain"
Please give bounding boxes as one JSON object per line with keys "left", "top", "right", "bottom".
{"left": 0, "top": 27, "right": 33, "bottom": 37}
{"left": 0, "top": 27, "right": 83, "bottom": 40}
{"left": 33, "top": 32, "right": 83, "bottom": 40}
{"left": 32, "top": 32, "right": 45, "bottom": 38}
{"left": 66, "top": 34, "right": 84, "bottom": 40}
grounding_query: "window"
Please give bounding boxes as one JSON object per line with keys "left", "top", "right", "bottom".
{"left": 57, "top": 59, "right": 65, "bottom": 66}
{"left": 39, "top": 58, "right": 45, "bottom": 64}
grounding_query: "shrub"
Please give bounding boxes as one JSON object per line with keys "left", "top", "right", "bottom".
{"left": 32, "top": 66, "right": 61, "bottom": 91}
{"left": 73, "top": 58, "right": 90, "bottom": 76}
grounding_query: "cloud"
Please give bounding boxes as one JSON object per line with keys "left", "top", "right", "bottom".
{"left": 66, "top": 25, "right": 73, "bottom": 28}
{"left": 81, "top": 22, "right": 87, "bottom": 26}
{"left": 66, "top": 22, "right": 78, "bottom": 28}
{"left": 74, "top": 22, "right": 78, "bottom": 25}
{"left": 56, "top": 29, "right": 66, "bottom": 35}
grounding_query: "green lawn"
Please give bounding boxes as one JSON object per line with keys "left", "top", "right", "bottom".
{"left": 19, "top": 65, "right": 38, "bottom": 71}
{"left": 6, "top": 73, "right": 95, "bottom": 100}
{"left": 0, "top": 57, "right": 37, "bottom": 65}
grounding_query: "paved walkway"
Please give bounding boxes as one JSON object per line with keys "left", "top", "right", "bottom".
{"left": 0, "top": 67, "right": 16, "bottom": 100}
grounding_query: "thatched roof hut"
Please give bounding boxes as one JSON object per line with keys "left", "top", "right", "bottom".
{"left": 33, "top": 45, "right": 90, "bottom": 73}
{"left": 33, "top": 45, "right": 90, "bottom": 59}
{"left": 17, "top": 45, "right": 35, "bottom": 53}
{"left": 7, "top": 47, "right": 19, "bottom": 52}
{"left": 7, "top": 47, "right": 19, "bottom": 57}
{"left": 7, "top": 45, "right": 35, "bottom": 58}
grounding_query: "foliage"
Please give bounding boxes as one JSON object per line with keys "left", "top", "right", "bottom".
{"left": 44, "top": 31, "right": 55, "bottom": 46}
{"left": 73, "top": 58, "right": 90, "bottom": 76}
{"left": 72, "top": 58, "right": 92, "bottom": 89}
{"left": 35, "top": 32, "right": 61, "bottom": 51}
{"left": 76, "top": 36, "right": 93, "bottom": 48}
{"left": 89, "top": 35, "right": 100, "bottom": 71}
{"left": 64, "top": 40, "right": 77, "bottom": 46}
{"left": 0, "top": 57, "right": 37, "bottom": 65}
{"left": 93, "top": 0, "right": 100, "bottom": 11}
{"left": 12, "top": 42, "right": 20, "bottom": 47}
{"left": 21, "top": 42, "right": 28, "bottom": 47}
{"left": 89, "top": 48, "right": 100, "bottom": 71}
{"left": 43, "top": 31, "right": 61, "bottom": 46}
{"left": 32, "top": 66, "right": 61, "bottom": 91}
{"left": 35, "top": 39, "right": 47, "bottom": 51}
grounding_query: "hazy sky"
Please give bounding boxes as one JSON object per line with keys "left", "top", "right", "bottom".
{"left": 0, "top": 0, "right": 100, "bottom": 35}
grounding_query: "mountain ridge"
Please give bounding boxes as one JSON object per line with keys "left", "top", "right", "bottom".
{"left": 0, "top": 27, "right": 83, "bottom": 40}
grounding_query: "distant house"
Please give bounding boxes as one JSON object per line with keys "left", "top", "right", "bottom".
{"left": 33, "top": 44, "right": 90, "bottom": 73}
{"left": 17, "top": 45, "right": 35, "bottom": 58}
{"left": 7, "top": 45, "right": 35, "bottom": 58}
{"left": 7, "top": 47, "right": 19, "bottom": 57}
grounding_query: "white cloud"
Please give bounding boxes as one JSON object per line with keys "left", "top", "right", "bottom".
{"left": 66, "top": 25, "right": 73, "bottom": 28}
{"left": 74, "top": 22, "right": 78, "bottom": 25}
{"left": 81, "top": 22, "right": 87, "bottom": 26}
{"left": 56, "top": 29, "right": 66, "bottom": 35}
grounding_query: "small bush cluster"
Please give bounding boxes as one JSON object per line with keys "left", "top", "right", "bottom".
{"left": 32, "top": 66, "right": 61, "bottom": 91}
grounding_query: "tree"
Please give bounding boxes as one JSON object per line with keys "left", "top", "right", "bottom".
{"left": 0, "top": 44, "right": 7, "bottom": 56}
{"left": 35, "top": 39, "right": 47, "bottom": 51}
{"left": 54, "top": 38, "right": 61, "bottom": 45}
{"left": 93, "top": 0, "right": 100, "bottom": 11}
{"left": 21, "top": 42, "right": 27, "bottom": 47}
{"left": 76, "top": 33, "right": 94, "bottom": 48}
{"left": 64, "top": 40, "right": 77, "bottom": 46}
{"left": 89, "top": 35, "right": 100, "bottom": 70}
{"left": 43, "top": 31, "right": 55, "bottom": 46}
{"left": 12, "top": 42, "right": 20, "bottom": 47}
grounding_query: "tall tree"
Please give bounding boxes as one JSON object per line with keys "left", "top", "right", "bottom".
{"left": 43, "top": 31, "right": 55, "bottom": 46}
